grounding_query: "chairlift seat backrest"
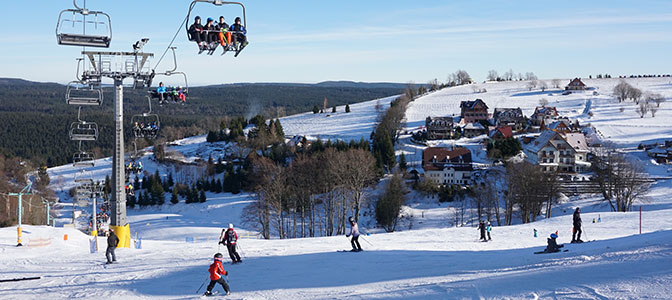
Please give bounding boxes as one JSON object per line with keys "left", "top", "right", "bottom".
{"left": 57, "top": 33, "right": 111, "bottom": 48}
{"left": 56, "top": 8, "right": 112, "bottom": 48}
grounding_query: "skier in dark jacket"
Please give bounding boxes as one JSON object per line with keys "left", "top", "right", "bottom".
{"left": 545, "top": 233, "right": 564, "bottom": 253}
{"left": 229, "top": 17, "right": 248, "bottom": 48}
{"left": 219, "top": 224, "right": 242, "bottom": 263}
{"left": 106, "top": 228, "right": 119, "bottom": 264}
{"left": 204, "top": 253, "right": 230, "bottom": 296}
{"left": 203, "top": 18, "right": 218, "bottom": 47}
{"left": 346, "top": 216, "right": 362, "bottom": 252}
{"left": 478, "top": 220, "right": 487, "bottom": 241}
{"left": 572, "top": 207, "right": 583, "bottom": 243}
{"left": 188, "top": 16, "right": 205, "bottom": 49}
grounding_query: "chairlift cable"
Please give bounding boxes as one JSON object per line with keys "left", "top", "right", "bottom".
{"left": 154, "top": 13, "right": 189, "bottom": 72}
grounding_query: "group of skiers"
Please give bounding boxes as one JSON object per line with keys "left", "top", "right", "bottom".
{"left": 188, "top": 16, "right": 248, "bottom": 51}
{"left": 478, "top": 220, "right": 493, "bottom": 242}
{"left": 126, "top": 161, "right": 143, "bottom": 174}
{"left": 132, "top": 121, "right": 159, "bottom": 138}
{"left": 203, "top": 224, "right": 240, "bottom": 296}
{"left": 151, "top": 82, "right": 187, "bottom": 104}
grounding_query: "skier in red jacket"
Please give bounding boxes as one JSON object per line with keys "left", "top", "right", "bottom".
{"left": 204, "top": 253, "right": 230, "bottom": 296}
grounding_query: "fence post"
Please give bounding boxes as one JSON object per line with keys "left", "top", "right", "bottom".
{"left": 639, "top": 206, "right": 642, "bottom": 235}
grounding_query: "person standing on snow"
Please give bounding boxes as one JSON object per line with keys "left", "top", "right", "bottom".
{"left": 106, "top": 228, "right": 119, "bottom": 264}
{"left": 346, "top": 216, "right": 362, "bottom": 252}
{"left": 486, "top": 221, "right": 492, "bottom": 241}
{"left": 478, "top": 220, "right": 487, "bottom": 241}
{"left": 204, "top": 253, "right": 230, "bottom": 296}
{"left": 219, "top": 224, "right": 242, "bottom": 263}
{"left": 572, "top": 207, "right": 583, "bottom": 243}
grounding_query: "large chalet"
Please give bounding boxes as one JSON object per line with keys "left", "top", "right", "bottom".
{"left": 565, "top": 78, "right": 587, "bottom": 90}
{"left": 531, "top": 106, "right": 559, "bottom": 127}
{"left": 460, "top": 99, "right": 489, "bottom": 123}
{"left": 425, "top": 116, "right": 454, "bottom": 140}
{"left": 524, "top": 130, "right": 591, "bottom": 173}
{"left": 493, "top": 107, "right": 525, "bottom": 131}
{"left": 422, "top": 147, "right": 473, "bottom": 186}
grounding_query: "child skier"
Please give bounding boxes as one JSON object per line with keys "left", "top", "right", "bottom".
{"left": 545, "top": 233, "right": 564, "bottom": 253}
{"left": 346, "top": 216, "right": 362, "bottom": 252}
{"left": 478, "top": 220, "right": 487, "bottom": 241}
{"left": 204, "top": 253, "right": 230, "bottom": 296}
{"left": 486, "top": 221, "right": 492, "bottom": 241}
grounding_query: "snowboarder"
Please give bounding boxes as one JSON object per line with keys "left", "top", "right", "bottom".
{"left": 204, "top": 253, "right": 230, "bottom": 296}
{"left": 219, "top": 224, "right": 241, "bottom": 263}
{"left": 478, "top": 220, "right": 487, "bottom": 241}
{"left": 486, "top": 221, "right": 492, "bottom": 241}
{"left": 544, "top": 233, "right": 564, "bottom": 253}
{"left": 346, "top": 216, "right": 362, "bottom": 252}
{"left": 572, "top": 207, "right": 583, "bottom": 243}
{"left": 106, "top": 228, "right": 119, "bottom": 264}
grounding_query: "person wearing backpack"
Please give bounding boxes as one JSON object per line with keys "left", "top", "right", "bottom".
{"left": 219, "top": 224, "right": 242, "bottom": 263}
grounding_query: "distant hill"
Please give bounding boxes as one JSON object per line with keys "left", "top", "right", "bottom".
{"left": 0, "top": 77, "right": 403, "bottom": 166}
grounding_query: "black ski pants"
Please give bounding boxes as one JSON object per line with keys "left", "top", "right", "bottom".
{"left": 573, "top": 225, "right": 582, "bottom": 241}
{"left": 106, "top": 246, "right": 116, "bottom": 263}
{"left": 227, "top": 243, "right": 241, "bottom": 262}
{"left": 351, "top": 236, "right": 362, "bottom": 250}
{"left": 206, "top": 277, "right": 230, "bottom": 293}
{"left": 480, "top": 229, "right": 486, "bottom": 240}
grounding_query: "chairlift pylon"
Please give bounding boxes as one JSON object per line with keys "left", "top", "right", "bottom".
{"left": 185, "top": 0, "right": 247, "bottom": 56}
{"left": 56, "top": 0, "right": 112, "bottom": 48}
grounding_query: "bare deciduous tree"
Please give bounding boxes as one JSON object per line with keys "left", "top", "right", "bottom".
{"left": 526, "top": 80, "right": 538, "bottom": 91}
{"left": 504, "top": 69, "right": 514, "bottom": 81}
{"left": 646, "top": 93, "right": 665, "bottom": 107}
{"left": 613, "top": 80, "right": 631, "bottom": 102}
{"left": 551, "top": 79, "right": 561, "bottom": 88}
{"left": 649, "top": 104, "right": 658, "bottom": 117}
{"left": 487, "top": 70, "right": 499, "bottom": 81}
{"left": 454, "top": 70, "right": 471, "bottom": 86}
{"left": 539, "top": 81, "right": 548, "bottom": 92}
{"left": 524, "top": 72, "right": 538, "bottom": 81}
{"left": 591, "top": 150, "right": 651, "bottom": 212}
{"left": 637, "top": 102, "right": 649, "bottom": 118}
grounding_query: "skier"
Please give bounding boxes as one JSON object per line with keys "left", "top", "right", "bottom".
{"left": 486, "top": 221, "right": 492, "bottom": 241}
{"left": 572, "top": 207, "right": 583, "bottom": 243}
{"left": 346, "top": 216, "right": 362, "bottom": 252}
{"left": 229, "top": 17, "right": 248, "bottom": 49}
{"left": 188, "top": 16, "right": 205, "bottom": 49}
{"left": 216, "top": 16, "right": 231, "bottom": 47}
{"left": 106, "top": 228, "right": 119, "bottom": 264}
{"left": 204, "top": 253, "right": 231, "bottom": 296}
{"left": 219, "top": 224, "right": 241, "bottom": 263}
{"left": 204, "top": 18, "right": 218, "bottom": 49}
{"left": 544, "top": 233, "right": 564, "bottom": 253}
{"left": 477, "top": 220, "right": 486, "bottom": 241}
{"left": 156, "top": 82, "right": 167, "bottom": 103}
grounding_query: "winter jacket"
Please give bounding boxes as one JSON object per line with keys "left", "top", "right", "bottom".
{"left": 546, "top": 237, "right": 562, "bottom": 252}
{"left": 208, "top": 260, "right": 227, "bottom": 280}
{"left": 188, "top": 23, "right": 203, "bottom": 34}
{"left": 348, "top": 223, "right": 360, "bottom": 238}
{"left": 224, "top": 228, "right": 238, "bottom": 245}
{"left": 156, "top": 86, "right": 166, "bottom": 93}
{"left": 486, "top": 224, "right": 492, "bottom": 233}
{"left": 478, "top": 222, "right": 486, "bottom": 232}
{"left": 216, "top": 22, "right": 229, "bottom": 32}
{"left": 573, "top": 210, "right": 582, "bottom": 227}
{"left": 229, "top": 23, "right": 247, "bottom": 35}
{"left": 107, "top": 232, "right": 119, "bottom": 248}
{"left": 204, "top": 23, "right": 217, "bottom": 32}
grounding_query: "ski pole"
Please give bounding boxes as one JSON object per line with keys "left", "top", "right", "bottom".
{"left": 360, "top": 236, "right": 374, "bottom": 246}
{"left": 196, "top": 277, "right": 209, "bottom": 294}
{"left": 236, "top": 243, "right": 246, "bottom": 259}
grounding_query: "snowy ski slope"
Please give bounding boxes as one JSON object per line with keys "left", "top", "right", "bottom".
{"left": 2, "top": 77, "right": 672, "bottom": 299}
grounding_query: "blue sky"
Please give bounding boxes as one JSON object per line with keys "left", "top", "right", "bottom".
{"left": 1, "top": 0, "right": 671, "bottom": 86}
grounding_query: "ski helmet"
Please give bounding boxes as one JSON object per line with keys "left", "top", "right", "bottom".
{"left": 550, "top": 233, "right": 558, "bottom": 239}
{"left": 229, "top": 223, "right": 234, "bottom": 229}
{"left": 348, "top": 216, "right": 354, "bottom": 223}
{"left": 214, "top": 253, "right": 223, "bottom": 259}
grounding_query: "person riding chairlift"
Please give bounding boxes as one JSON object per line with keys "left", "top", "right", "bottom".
{"left": 229, "top": 17, "right": 248, "bottom": 48}
{"left": 188, "top": 16, "right": 205, "bottom": 49}
{"left": 204, "top": 18, "right": 218, "bottom": 49}
{"left": 216, "top": 16, "right": 231, "bottom": 48}
{"left": 156, "top": 82, "right": 167, "bottom": 103}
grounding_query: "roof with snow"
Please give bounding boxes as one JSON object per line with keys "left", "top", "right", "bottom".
{"left": 489, "top": 126, "right": 513, "bottom": 139}
{"left": 464, "top": 122, "right": 485, "bottom": 130}
{"left": 567, "top": 78, "right": 586, "bottom": 87}
{"left": 459, "top": 99, "right": 489, "bottom": 110}
{"left": 422, "top": 147, "right": 472, "bottom": 171}
{"left": 564, "top": 133, "right": 590, "bottom": 152}
{"left": 532, "top": 106, "right": 559, "bottom": 117}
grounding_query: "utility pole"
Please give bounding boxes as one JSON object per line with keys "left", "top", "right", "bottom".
{"left": 9, "top": 181, "right": 32, "bottom": 247}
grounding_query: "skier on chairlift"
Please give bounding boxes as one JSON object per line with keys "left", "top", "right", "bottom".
{"left": 230, "top": 17, "right": 248, "bottom": 50}
{"left": 216, "top": 16, "right": 231, "bottom": 48}
{"left": 188, "top": 16, "right": 206, "bottom": 50}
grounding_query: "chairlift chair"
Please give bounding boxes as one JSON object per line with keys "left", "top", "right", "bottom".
{"left": 56, "top": 1, "right": 112, "bottom": 48}
{"left": 66, "top": 81, "right": 103, "bottom": 106}
{"left": 148, "top": 48, "right": 189, "bottom": 104}
{"left": 72, "top": 151, "right": 96, "bottom": 168}
{"left": 69, "top": 121, "right": 99, "bottom": 141}
{"left": 185, "top": 0, "right": 247, "bottom": 56}
{"left": 131, "top": 96, "right": 160, "bottom": 139}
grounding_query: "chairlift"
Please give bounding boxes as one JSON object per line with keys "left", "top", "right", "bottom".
{"left": 66, "top": 81, "right": 103, "bottom": 106}
{"left": 73, "top": 150, "right": 96, "bottom": 168}
{"left": 185, "top": 0, "right": 247, "bottom": 56}
{"left": 131, "top": 97, "right": 160, "bottom": 139}
{"left": 56, "top": 0, "right": 112, "bottom": 48}
{"left": 69, "top": 107, "right": 99, "bottom": 141}
{"left": 148, "top": 48, "right": 189, "bottom": 104}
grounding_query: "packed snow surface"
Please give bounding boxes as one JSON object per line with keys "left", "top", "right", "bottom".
{"left": 3, "top": 77, "right": 671, "bottom": 299}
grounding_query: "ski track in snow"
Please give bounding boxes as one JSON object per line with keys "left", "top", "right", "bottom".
{"left": 5, "top": 77, "right": 671, "bottom": 299}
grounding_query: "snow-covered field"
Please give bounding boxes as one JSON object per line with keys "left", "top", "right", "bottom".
{"left": 2, "top": 77, "right": 672, "bottom": 299}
